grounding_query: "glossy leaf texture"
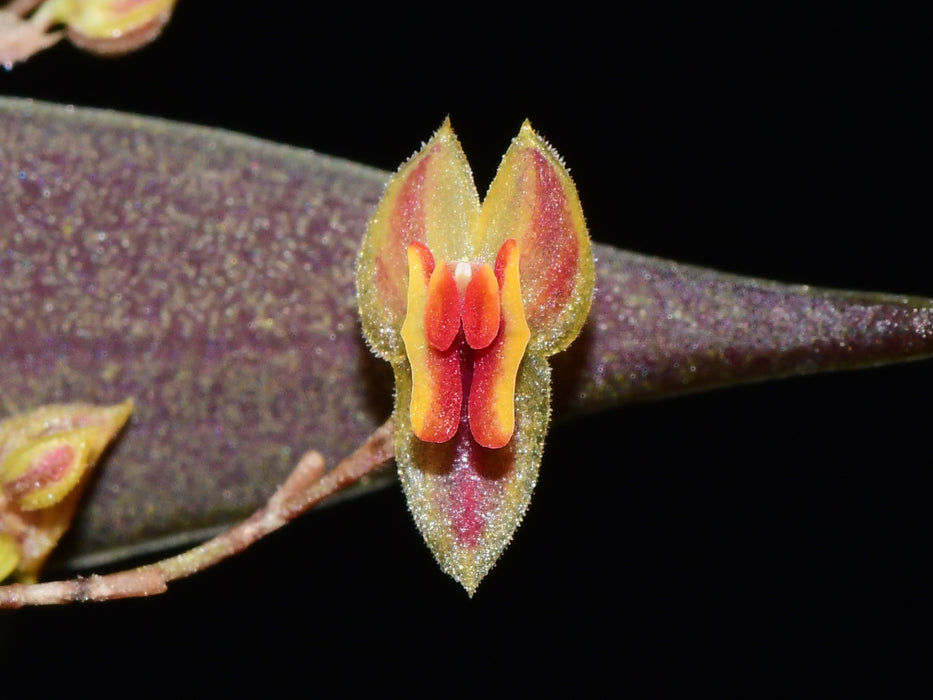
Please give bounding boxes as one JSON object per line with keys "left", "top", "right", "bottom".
{"left": 4, "top": 98, "right": 933, "bottom": 578}
{"left": 357, "top": 120, "right": 594, "bottom": 592}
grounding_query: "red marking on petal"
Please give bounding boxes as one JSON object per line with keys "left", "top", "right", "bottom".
{"left": 422, "top": 346, "right": 514, "bottom": 546}
{"left": 469, "top": 332, "right": 512, "bottom": 449}
{"left": 446, "top": 433, "right": 513, "bottom": 546}
{"left": 470, "top": 240, "right": 529, "bottom": 449}
{"left": 372, "top": 155, "right": 432, "bottom": 316}
{"left": 520, "top": 150, "right": 580, "bottom": 328}
{"left": 390, "top": 155, "right": 431, "bottom": 249}
{"left": 462, "top": 264, "right": 500, "bottom": 350}
{"left": 522, "top": 151, "right": 579, "bottom": 326}
{"left": 451, "top": 350, "right": 485, "bottom": 544}
{"left": 414, "top": 345, "right": 461, "bottom": 442}
{"left": 407, "top": 240, "right": 435, "bottom": 279}
{"left": 425, "top": 263, "right": 461, "bottom": 351}
{"left": 449, "top": 462, "right": 485, "bottom": 546}
{"left": 3, "top": 444, "right": 76, "bottom": 502}
{"left": 403, "top": 243, "right": 460, "bottom": 443}
{"left": 493, "top": 238, "right": 513, "bottom": 283}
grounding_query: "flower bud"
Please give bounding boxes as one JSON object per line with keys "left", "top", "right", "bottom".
{"left": 0, "top": 399, "right": 133, "bottom": 581}
{"left": 1, "top": 0, "right": 176, "bottom": 66}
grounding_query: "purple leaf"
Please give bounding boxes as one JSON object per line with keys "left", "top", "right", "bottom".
{"left": 2, "top": 97, "right": 933, "bottom": 576}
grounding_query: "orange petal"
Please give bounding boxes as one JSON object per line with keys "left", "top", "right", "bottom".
{"left": 469, "top": 240, "right": 530, "bottom": 448}
{"left": 462, "top": 264, "right": 500, "bottom": 350}
{"left": 425, "top": 262, "right": 461, "bottom": 351}
{"left": 401, "top": 244, "right": 461, "bottom": 442}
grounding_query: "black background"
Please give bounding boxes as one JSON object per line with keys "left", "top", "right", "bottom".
{"left": 1, "top": 3, "right": 932, "bottom": 695}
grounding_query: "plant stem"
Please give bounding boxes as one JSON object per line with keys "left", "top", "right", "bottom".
{"left": 0, "top": 419, "right": 395, "bottom": 607}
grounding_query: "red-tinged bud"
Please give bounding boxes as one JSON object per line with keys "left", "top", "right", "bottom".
{"left": 2, "top": 429, "right": 94, "bottom": 510}
{"left": 0, "top": 0, "right": 176, "bottom": 66}
{"left": 0, "top": 399, "right": 133, "bottom": 582}
{"left": 56, "top": 0, "right": 177, "bottom": 55}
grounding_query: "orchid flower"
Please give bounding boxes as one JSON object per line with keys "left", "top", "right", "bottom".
{"left": 1, "top": 99, "right": 932, "bottom": 606}
{"left": 357, "top": 120, "right": 594, "bottom": 593}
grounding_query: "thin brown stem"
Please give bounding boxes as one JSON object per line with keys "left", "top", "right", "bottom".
{"left": 0, "top": 419, "right": 395, "bottom": 608}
